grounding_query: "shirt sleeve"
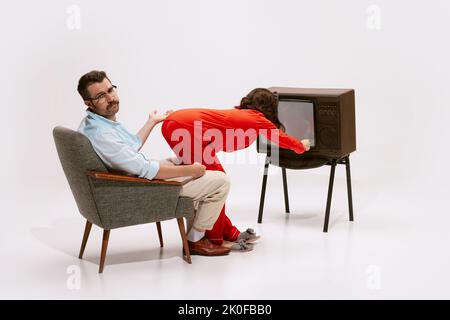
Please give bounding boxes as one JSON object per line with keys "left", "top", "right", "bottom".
{"left": 254, "top": 113, "right": 305, "bottom": 154}
{"left": 133, "top": 134, "right": 143, "bottom": 151}
{"left": 92, "top": 129, "right": 160, "bottom": 180}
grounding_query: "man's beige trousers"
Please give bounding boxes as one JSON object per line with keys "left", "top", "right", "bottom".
{"left": 160, "top": 158, "right": 229, "bottom": 232}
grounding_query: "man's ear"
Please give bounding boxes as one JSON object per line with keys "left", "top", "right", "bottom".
{"left": 84, "top": 100, "right": 93, "bottom": 108}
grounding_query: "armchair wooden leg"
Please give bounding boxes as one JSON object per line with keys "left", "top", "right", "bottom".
{"left": 79, "top": 221, "right": 92, "bottom": 259}
{"left": 156, "top": 221, "right": 163, "bottom": 247}
{"left": 177, "top": 218, "right": 191, "bottom": 264}
{"left": 99, "top": 230, "right": 110, "bottom": 273}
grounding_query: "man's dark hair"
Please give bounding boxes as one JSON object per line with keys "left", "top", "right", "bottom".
{"left": 77, "top": 70, "right": 111, "bottom": 100}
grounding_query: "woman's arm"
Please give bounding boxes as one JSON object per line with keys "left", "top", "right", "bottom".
{"left": 255, "top": 114, "right": 309, "bottom": 154}
{"left": 261, "top": 129, "right": 306, "bottom": 154}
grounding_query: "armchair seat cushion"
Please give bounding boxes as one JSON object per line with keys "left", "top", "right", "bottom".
{"left": 88, "top": 177, "right": 194, "bottom": 230}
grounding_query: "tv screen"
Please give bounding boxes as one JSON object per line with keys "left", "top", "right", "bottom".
{"left": 278, "top": 99, "right": 316, "bottom": 147}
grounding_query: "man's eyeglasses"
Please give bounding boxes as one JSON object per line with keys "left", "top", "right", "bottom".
{"left": 89, "top": 85, "right": 117, "bottom": 103}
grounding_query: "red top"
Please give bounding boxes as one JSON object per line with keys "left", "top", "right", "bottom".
{"left": 164, "top": 108, "right": 305, "bottom": 154}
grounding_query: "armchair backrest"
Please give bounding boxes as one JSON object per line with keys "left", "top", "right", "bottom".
{"left": 53, "top": 126, "right": 107, "bottom": 227}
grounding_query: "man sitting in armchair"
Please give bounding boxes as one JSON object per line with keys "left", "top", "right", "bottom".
{"left": 77, "top": 70, "right": 230, "bottom": 256}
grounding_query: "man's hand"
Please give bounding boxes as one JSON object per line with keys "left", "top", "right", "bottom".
{"left": 301, "top": 139, "right": 311, "bottom": 151}
{"left": 148, "top": 109, "right": 173, "bottom": 125}
{"left": 190, "top": 162, "right": 206, "bottom": 178}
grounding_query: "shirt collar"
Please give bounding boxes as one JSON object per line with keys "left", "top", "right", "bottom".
{"left": 86, "top": 109, "right": 120, "bottom": 127}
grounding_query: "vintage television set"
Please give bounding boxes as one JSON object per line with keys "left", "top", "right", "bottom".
{"left": 257, "top": 87, "right": 356, "bottom": 232}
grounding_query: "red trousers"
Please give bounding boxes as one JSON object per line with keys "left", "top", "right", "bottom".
{"left": 161, "top": 120, "right": 240, "bottom": 245}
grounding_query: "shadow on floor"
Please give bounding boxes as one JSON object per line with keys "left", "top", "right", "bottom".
{"left": 30, "top": 217, "right": 184, "bottom": 268}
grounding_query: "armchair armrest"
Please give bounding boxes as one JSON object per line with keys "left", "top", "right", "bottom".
{"left": 86, "top": 171, "right": 194, "bottom": 186}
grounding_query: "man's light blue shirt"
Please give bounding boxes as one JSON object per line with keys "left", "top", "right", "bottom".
{"left": 78, "top": 110, "right": 160, "bottom": 180}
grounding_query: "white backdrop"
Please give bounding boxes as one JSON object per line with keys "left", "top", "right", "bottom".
{"left": 1, "top": 0, "right": 449, "bottom": 194}
{"left": 1, "top": 0, "right": 450, "bottom": 297}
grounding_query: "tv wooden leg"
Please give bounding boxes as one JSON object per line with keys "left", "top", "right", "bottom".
{"left": 258, "top": 156, "right": 270, "bottom": 223}
{"left": 323, "top": 160, "right": 337, "bottom": 232}
{"left": 79, "top": 220, "right": 92, "bottom": 259}
{"left": 99, "top": 229, "right": 110, "bottom": 273}
{"left": 282, "top": 168, "right": 290, "bottom": 213}
{"left": 156, "top": 221, "right": 163, "bottom": 247}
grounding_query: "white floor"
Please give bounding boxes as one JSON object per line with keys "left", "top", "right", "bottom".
{"left": 1, "top": 164, "right": 449, "bottom": 300}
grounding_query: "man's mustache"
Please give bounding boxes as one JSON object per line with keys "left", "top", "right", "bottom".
{"left": 107, "top": 101, "right": 119, "bottom": 108}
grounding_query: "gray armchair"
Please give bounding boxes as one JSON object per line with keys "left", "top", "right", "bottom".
{"left": 53, "top": 126, "right": 195, "bottom": 273}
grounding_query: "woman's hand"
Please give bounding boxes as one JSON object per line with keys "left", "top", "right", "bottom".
{"left": 148, "top": 109, "right": 173, "bottom": 124}
{"left": 301, "top": 139, "right": 311, "bottom": 151}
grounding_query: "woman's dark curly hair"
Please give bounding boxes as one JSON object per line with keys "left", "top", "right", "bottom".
{"left": 236, "top": 88, "right": 283, "bottom": 129}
